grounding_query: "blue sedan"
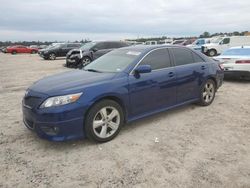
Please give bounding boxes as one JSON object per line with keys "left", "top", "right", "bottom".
{"left": 22, "top": 45, "right": 224, "bottom": 142}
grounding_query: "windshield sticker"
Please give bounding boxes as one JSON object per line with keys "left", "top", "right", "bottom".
{"left": 126, "top": 51, "right": 141, "bottom": 56}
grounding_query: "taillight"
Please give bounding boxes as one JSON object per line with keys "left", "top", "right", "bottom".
{"left": 218, "top": 63, "right": 224, "bottom": 70}
{"left": 235, "top": 60, "right": 250, "bottom": 64}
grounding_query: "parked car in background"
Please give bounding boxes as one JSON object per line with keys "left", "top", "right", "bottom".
{"left": 171, "top": 39, "right": 195, "bottom": 46}
{"left": 0, "top": 46, "right": 6, "bottom": 53}
{"left": 22, "top": 45, "right": 223, "bottom": 142}
{"left": 214, "top": 46, "right": 250, "bottom": 80}
{"left": 202, "top": 36, "right": 250, "bottom": 57}
{"left": 38, "top": 43, "right": 81, "bottom": 60}
{"left": 187, "top": 38, "right": 211, "bottom": 51}
{"left": 145, "top": 41, "right": 158, "bottom": 45}
{"left": 158, "top": 38, "right": 173, "bottom": 45}
{"left": 66, "top": 41, "right": 129, "bottom": 68}
{"left": 5, "top": 45, "right": 38, "bottom": 54}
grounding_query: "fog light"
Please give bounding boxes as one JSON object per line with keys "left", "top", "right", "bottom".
{"left": 40, "top": 126, "right": 59, "bottom": 136}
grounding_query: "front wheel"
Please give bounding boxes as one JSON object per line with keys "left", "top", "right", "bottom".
{"left": 49, "top": 53, "right": 56, "bottom": 60}
{"left": 208, "top": 49, "right": 217, "bottom": 57}
{"left": 79, "top": 57, "right": 91, "bottom": 68}
{"left": 198, "top": 79, "right": 216, "bottom": 106}
{"left": 11, "top": 51, "right": 17, "bottom": 55}
{"left": 85, "top": 100, "right": 124, "bottom": 142}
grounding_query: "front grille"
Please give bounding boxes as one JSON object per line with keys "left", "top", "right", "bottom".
{"left": 24, "top": 96, "right": 43, "bottom": 109}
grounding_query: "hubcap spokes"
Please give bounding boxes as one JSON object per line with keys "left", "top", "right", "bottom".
{"left": 82, "top": 58, "right": 90, "bottom": 66}
{"left": 93, "top": 107, "right": 120, "bottom": 138}
{"left": 203, "top": 83, "right": 214, "bottom": 103}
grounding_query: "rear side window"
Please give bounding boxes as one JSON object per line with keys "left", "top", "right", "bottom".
{"left": 192, "top": 52, "right": 204, "bottom": 63}
{"left": 222, "top": 38, "right": 230, "bottom": 44}
{"left": 140, "top": 48, "right": 171, "bottom": 70}
{"left": 172, "top": 48, "right": 194, "bottom": 66}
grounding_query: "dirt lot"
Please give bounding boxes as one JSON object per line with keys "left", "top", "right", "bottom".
{"left": 0, "top": 53, "right": 250, "bottom": 188}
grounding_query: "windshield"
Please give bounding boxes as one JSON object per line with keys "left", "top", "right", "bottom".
{"left": 80, "top": 42, "right": 96, "bottom": 50}
{"left": 222, "top": 48, "right": 250, "bottom": 56}
{"left": 192, "top": 39, "right": 205, "bottom": 45}
{"left": 84, "top": 49, "right": 142, "bottom": 73}
{"left": 46, "top": 43, "right": 62, "bottom": 49}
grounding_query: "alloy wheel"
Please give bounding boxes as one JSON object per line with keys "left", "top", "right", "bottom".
{"left": 93, "top": 106, "right": 120, "bottom": 139}
{"left": 82, "top": 57, "right": 91, "bottom": 67}
{"left": 203, "top": 82, "right": 215, "bottom": 103}
{"left": 49, "top": 53, "right": 56, "bottom": 60}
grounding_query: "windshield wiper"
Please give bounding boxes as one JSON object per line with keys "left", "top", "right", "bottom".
{"left": 84, "top": 69, "right": 102, "bottom": 73}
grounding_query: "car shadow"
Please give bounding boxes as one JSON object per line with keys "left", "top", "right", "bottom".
{"left": 36, "top": 103, "right": 196, "bottom": 150}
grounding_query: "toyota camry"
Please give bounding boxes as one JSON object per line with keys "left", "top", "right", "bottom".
{"left": 22, "top": 45, "right": 224, "bottom": 142}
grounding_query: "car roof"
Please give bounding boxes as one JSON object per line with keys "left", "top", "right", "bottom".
{"left": 229, "top": 46, "right": 250, "bottom": 49}
{"left": 120, "top": 44, "right": 188, "bottom": 52}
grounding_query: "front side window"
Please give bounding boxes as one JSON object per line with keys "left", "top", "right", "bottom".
{"left": 172, "top": 48, "right": 194, "bottom": 66}
{"left": 140, "top": 48, "right": 171, "bottom": 70}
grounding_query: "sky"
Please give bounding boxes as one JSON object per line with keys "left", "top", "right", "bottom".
{"left": 0, "top": 0, "right": 250, "bottom": 41}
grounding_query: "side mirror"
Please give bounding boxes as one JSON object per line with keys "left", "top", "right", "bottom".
{"left": 92, "top": 48, "right": 98, "bottom": 52}
{"left": 134, "top": 65, "right": 152, "bottom": 74}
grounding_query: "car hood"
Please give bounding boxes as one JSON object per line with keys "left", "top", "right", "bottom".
{"left": 29, "top": 70, "right": 116, "bottom": 96}
{"left": 67, "top": 49, "right": 84, "bottom": 57}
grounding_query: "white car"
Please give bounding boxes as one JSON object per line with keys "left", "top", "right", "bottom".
{"left": 202, "top": 36, "right": 250, "bottom": 57}
{"left": 214, "top": 46, "right": 250, "bottom": 80}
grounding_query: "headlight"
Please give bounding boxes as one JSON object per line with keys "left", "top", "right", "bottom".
{"left": 40, "top": 93, "right": 82, "bottom": 108}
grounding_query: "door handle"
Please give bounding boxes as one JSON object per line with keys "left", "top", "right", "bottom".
{"left": 201, "top": 65, "right": 206, "bottom": 70}
{"left": 168, "top": 72, "right": 174, "bottom": 77}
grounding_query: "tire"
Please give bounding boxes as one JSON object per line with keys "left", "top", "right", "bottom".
{"left": 78, "top": 56, "right": 91, "bottom": 68}
{"left": 208, "top": 49, "right": 217, "bottom": 57}
{"left": 11, "top": 51, "right": 17, "bottom": 55}
{"left": 85, "top": 99, "right": 124, "bottom": 142}
{"left": 31, "top": 50, "right": 36, "bottom": 54}
{"left": 49, "top": 53, "right": 56, "bottom": 60}
{"left": 198, "top": 79, "right": 216, "bottom": 106}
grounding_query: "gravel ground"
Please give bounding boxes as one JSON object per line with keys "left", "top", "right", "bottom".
{"left": 0, "top": 53, "right": 250, "bottom": 188}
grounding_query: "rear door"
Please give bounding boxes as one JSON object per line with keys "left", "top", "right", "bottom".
{"left": 170, "top": 47, "right": 208, "bottom": 103}
{"left": 129, "top": 48, "right": 177, "bottom": 117}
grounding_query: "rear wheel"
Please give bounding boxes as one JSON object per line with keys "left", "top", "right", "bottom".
{"left": 199, "top": 79, "right": 216, "bottom": 106}
{"left": 85, "top": 100, "right": 124, "bottom": 142}
{"left": 31, "top": 50, "right": 36, "bottom": 54}
{"left": 49, "top": 53, "right": 56, "bottom": 60}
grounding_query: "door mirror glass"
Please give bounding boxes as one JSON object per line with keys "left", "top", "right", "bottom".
{"left": 134, "top": 65, "right": 152, "bottom": 74}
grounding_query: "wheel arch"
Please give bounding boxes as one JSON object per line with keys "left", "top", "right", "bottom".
{"left": 84, "top": 95, "right": 128, "bottom": 123}
{"left": 206, "top": 76, "right": 218, "bottom": 90}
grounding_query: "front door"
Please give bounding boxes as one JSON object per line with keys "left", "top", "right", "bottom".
{"left": 129, "top": 48, "right": 177, "bottom": 117}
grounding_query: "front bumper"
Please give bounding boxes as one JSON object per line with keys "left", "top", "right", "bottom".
{"left": 224, "top": 70, "right": 250, "bottom": 80}
{"left": 22, "top": 101, "right": 87, "bottom": 141}
{"left": 66, "top": 57, "right": 81, "bottom": 67}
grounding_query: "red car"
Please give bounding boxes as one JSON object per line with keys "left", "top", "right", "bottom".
{"left": 6, "top": 45, "right": 38, "bottom": 54}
